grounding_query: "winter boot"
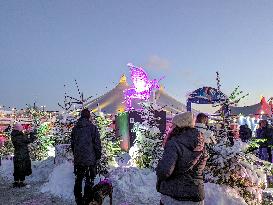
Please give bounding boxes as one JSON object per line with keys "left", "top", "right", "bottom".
{"left": 18, "top": 180, "right": 27, "bottom": 188}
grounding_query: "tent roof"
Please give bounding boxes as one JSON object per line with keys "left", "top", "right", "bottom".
{"left": 230, "top": 97, "right": 272, "bottom": 116}
{"left": 230, "top": 103, "right": 261, "bottom": 116}
{"left": 84, "top": 75, "right": 191, "bottom": 115}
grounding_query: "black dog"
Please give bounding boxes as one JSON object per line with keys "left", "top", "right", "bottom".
{"left": 87, "top": 178, "right": 113, "bottom": 205}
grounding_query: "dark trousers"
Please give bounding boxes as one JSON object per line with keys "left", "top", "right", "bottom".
{"left": 14, "top": 174, "right": 25, "bottom": 181}
{"left": 259, "top": 147, "right": 272, "bottom": 163}
{"left": 268, "top": 147, "right": 272, "bottom": 163}
{"left": 13, "top": 158, "right": 31, "bottom": 182}
{"left": 74, "top": 165, "right": 96, "bottom": 205}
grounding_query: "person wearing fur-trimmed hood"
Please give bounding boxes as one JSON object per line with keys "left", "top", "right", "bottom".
{"left": 156, "top": 112, "right": 208, "bottom": 205}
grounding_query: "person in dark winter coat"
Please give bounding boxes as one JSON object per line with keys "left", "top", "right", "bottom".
{"left": 256, "top": 120, "right": 273, "bottom": 162}
{"left": 11, "top": 123, "right": 36, "bottom": 188}
{"left": 256, "top": 121, "right": 267, "bottom": 160}
{"left": 71, "top": 109, "right": 102, "bottom": 205}
{"left": 239, "top": 124, "right": 252, "bottom": 142}
{"left": 156, "top": 112, "right": 208, "bottom": 205}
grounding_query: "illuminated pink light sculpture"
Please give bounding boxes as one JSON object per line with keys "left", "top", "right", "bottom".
{"left": 124, "top": 63, "right": 161, "bottom": 110}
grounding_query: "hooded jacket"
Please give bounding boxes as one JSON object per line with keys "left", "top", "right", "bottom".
{"left": 11, "top": 130, "right": 36, "bottom": 160}
{"left": 71, "top": 118, "right": 102, "bottom": 166}
{"left": 256, "top": 125, "right": 273, "bottom": 147}
{"left": 11, "top": 130, "right": 36, "bottom": 177}
{"left": 156, "top": 128, "right": 208, "bottom": 202}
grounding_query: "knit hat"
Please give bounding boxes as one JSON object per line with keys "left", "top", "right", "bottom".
{"left": 172, "top": 112, "right": 195, "bottom": 128}
{"left": 13, "top": 122, "right": 23, "bottom": 132}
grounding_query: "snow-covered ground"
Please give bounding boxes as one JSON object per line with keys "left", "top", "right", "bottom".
{"left": 0, "top": 157, "right": 55, "bottom": 182}
{"left": 0, "top": 158, "right": 249, "bottom": 205}
{"left": 0, "top": 158, "right": 73, "bottom": 205}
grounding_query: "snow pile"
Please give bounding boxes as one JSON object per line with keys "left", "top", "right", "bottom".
{"left": 0, "top": 159, "right": 13, "bottom": 181}
{"left": 41, "top": 161, "right": 75, "bottom": 201}
{"left": 205, "top": 183, "right": 247, "bottom": 205}
{"left": 0, "top": 157, "right": 54, "bottom": 182}
{"left": 109, "top": 167, "right": 160, "bottom": 205}
{"left": 30, "top": 157, "right": 55, "bottom": 182}
{"left": 40, "top": 162, "right": 247, "bottom": 205}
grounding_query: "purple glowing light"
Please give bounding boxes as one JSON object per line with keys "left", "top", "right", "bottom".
{"left": 124, "top": 63, "right": 161, "bottom": 109}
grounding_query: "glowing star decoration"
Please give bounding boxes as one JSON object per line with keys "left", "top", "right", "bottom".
{"left": 124, "top": 63, "right": 162, "bottom": 109}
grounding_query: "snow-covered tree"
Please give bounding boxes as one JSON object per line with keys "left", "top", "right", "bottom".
{"left": 206, "top": 85, "right": 273, "bottom": 204}
{"left": 29, "top": 122, "right": 55, "bottom": 160}
{"left": 51, "top": 113, "right": 77, "bottom": 145}
{"left": 0, "top": 107, "right": 55, "bottom": 160}
{"left": 205, "top": 140, "right": 272, "bottom": 204}
{"left": 129, "top": 102, "right": 164, "bottom": 170}
{"left": 0, "top": 132, "right": 13, "bottom": 157}
{"left": 95, "top": 112, "right": 121, "bottom": 174}
{"left": 24, "top": 107, "right": 55, "bottom": 160}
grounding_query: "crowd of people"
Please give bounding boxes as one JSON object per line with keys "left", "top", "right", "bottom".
{"left": 2, "top": 108, "right": 273, "bottom": 205}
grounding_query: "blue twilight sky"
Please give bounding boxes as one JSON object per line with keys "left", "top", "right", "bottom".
{"left": 0, "top": 0, "right": 273, "bottom": 111}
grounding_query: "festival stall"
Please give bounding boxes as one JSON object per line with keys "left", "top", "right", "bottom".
{"left": 230, "top": 97, "right": 272, "bottom": 131}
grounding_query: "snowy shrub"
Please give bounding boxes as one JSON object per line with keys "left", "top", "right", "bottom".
{"left": 205, "top": 140, "right": 273, "bottom": 205}
{"left": 51, "top": 113, "right": 77, "bottom": 145}
{"left": 95, "top": 112, "right": 121, "bottom": 174}
{"left": 29, "top": 122, "right": 55, "bottom": 160}
{"left": 129, "top": 102, "right": 164, "bottom": 170}
{"left": 0, "top": 133, "right": 14, "bottom": 157}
